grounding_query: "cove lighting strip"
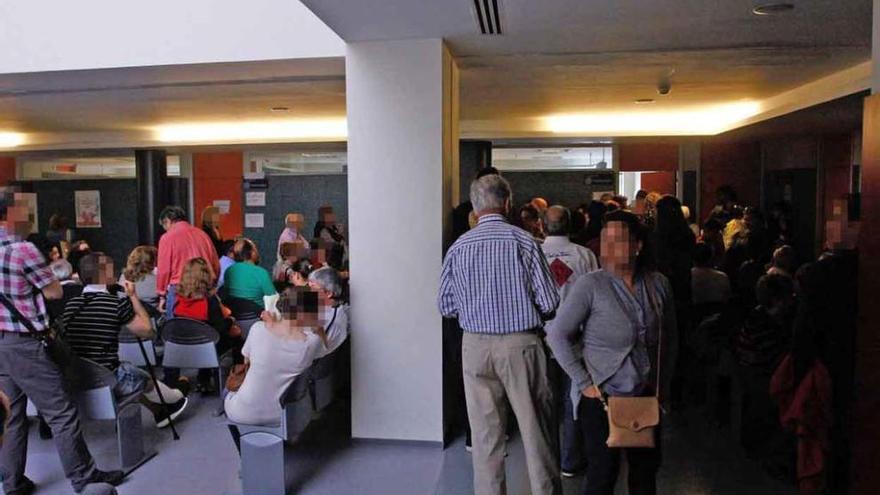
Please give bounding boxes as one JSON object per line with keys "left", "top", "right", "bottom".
{"left": 154, "top": 119, "right": 348, "bottom": 144}
{"left": 542, "top": 101, "right": 764, "bottom": 136}
{"left": 0, "top": 132, "right": 26, "bottom": 148}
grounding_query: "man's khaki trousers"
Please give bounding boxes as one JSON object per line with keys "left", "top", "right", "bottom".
{"left": 462, "top": 331, "right": 562, "bottom": 495}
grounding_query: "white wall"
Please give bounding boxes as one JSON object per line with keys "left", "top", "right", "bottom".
{"left": 346, "top": 38, "right": 454, "bottom": 442}
{"left": 0, "top": 0, "right": 344, "bottom": 74}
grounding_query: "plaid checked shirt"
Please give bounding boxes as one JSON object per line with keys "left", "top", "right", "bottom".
{"left": 0, "top": 228, "right": 56, "bottom": 332}
{"left": 438, "top": 214, "right": 560, "bottom": 334}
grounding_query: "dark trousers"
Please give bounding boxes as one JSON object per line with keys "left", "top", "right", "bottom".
{"left": 0, "top": 335, "right": 97, "bottom": 493}
{"left": 579, "top": 397, "right": 660, "bottom": 495}
{"left": 559, "top": 373, "right": 585, "bottom": 472}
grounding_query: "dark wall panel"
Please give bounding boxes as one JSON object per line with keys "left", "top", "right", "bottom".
{"left": 503, "top": 171, "right": 609, "bottom": 209}
{"left": 243, "top": 174, "right": 348, "bottom": 270}
{"left": 17, "top": 179, "right": 140, "bottom": 269}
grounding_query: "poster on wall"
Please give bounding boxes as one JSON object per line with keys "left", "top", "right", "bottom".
{"left": 75, "top": 190, "right": 102, "bottom": 228}
{"left": 15, "top": 193, "right": 39, "bottom": 233}
{"left": 212, "top": 199, "right": 231, "bottom": 215}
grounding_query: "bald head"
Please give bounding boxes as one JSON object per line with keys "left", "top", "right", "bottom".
{"left": 545, "top": 205, "right": 570, "bottom": 236}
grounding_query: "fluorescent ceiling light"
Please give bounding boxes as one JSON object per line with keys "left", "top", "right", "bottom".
{"left": 542, "top": 101, "right": 763, "bottom": 136}
{"left": 0, "top": 132, "right": 26, "bottom": 148}
{"left": 154, "top": 119, "right": 347, "bottom": 144}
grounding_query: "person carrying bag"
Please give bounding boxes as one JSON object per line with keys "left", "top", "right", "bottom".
{"left": 545, "top": 210, "right": 678, "bottom": 495}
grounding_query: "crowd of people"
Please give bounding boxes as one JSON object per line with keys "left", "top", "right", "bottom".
{"left": 0, "top": 186, "right": 350, "bottom": 494}
{"left": 441, "top": 168, "right": 859, "bottom": 495}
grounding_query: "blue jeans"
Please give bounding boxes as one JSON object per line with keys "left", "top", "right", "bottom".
{"left": 561, "top": 373, "right": 585, "bottom": 472}
{"left": 114, "top": 362, "right": 149, "bottom": 397}
{"left": 164, "top": 284, "right": 178, "bottom": 321}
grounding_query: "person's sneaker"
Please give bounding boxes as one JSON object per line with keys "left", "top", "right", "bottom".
{"left": 73, "top": 470, "right": 126, "bottom": 493}
{"left": 154, "top": 397, "right": 188, "bottom": 428}
{"left": 465, "top": 443, "right": 472, "bottom": 453}
{"left": 561, "top": 470, "right": 578, "bottom": 478}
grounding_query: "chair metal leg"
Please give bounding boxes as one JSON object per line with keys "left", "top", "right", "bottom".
{"left": 116, "top": 403, "right": 157, "bottom": 474}
{"left": 241, "top": 432, "right": 286, "bottom": 495}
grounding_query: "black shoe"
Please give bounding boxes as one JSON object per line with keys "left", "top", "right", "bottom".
{"left": 6, "top": 476, "right": 35, "bottom": 495}
{"left": 38, "top": 417, "right": 53, "bottom": 440}
{"left": 155, "top": 397, "right": 188, "bottom": 428}
{"left": 172, "top": 376, "right": 191, "bottom": 397}
{"left": 74, "top": 470, "right": 125, "bottom": 493}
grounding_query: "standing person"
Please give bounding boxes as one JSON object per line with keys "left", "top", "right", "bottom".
{"left": 546, "top": 210, "right": 678, "bottom": 495}
{"left": 0, "top": 188, "right": 124, "bottom": 494}
{"left": 653, "top": 195, "right": 695, "bottom": 405}
{"left": 583, "top": 200, "right": 607, "bottom": 258}
{"left": 519, "top": 203, "right": 546, "bottom": 242}
{"left": 541, "top": 206, "right": 599, "bottom": 478}
{"left": 200, "top": 206, "right": 224, "bottom": 257}
{"left": 276, "top": 213, "right": 309, "bottom": 261}
{"left": 156, "top": 206, "right": 220, "bottom": 320}
{"left": 438, "top": 175, "right": 562, "bottom": 495}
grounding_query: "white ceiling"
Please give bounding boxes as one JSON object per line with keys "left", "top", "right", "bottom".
{"left": 0, "top": 0, "right": 873, "bottom": 150}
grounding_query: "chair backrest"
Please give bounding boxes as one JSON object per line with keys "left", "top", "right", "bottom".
{"left": 223, "top": 297, "right": 263, "bottom": 321}
{"left": 162, "top": 341, "right": 219, "bottom": 369}
{"left": 279, "top": 371, "right": 311, "bottom": 406}
{"left": 162, "top": 317, "right": 220, "bottom": 345}
{"left": 69, "top": 357, "right": 118, "bottom": 420}
{"left": 118, "top": 340, "right": 157, "bottom": 366}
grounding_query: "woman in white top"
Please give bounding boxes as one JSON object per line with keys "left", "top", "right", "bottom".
{"left": 225, "top": 288, "right": 327, "bottom": 429}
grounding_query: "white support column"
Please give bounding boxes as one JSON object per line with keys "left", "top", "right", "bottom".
{"left": 345, "top": 39, "right": 458, "bottom": 442}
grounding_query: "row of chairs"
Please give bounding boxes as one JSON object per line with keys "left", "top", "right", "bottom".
{"left": 56, "top": 318, "right": 241, "bottom": 473}
{"left": 230, "top": 348, "right": 343, "bottom": 495}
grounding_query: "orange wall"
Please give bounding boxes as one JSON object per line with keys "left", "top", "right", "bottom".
{"left": 193, "top": 152, "right": 243, "bottom": 238}
{"left": 618, "top": 143, "right": 679, "bottom": 172}
{"left": 0, "top": 157, "right": 14, "bottom": 186}
{"left": 640, "top": 171, "right": 676, "bottom": 196}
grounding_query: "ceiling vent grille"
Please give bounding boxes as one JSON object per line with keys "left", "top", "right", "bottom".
{"left": 473, "top": 0, "right": 502, "bottom": 35}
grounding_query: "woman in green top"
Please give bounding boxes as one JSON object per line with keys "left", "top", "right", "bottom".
{"left": 222, "top": 239, "right": 277, "bottom": 309}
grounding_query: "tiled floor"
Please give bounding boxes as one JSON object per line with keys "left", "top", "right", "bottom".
{"left": 4, "top": 394, "right": 799, "bottom": 495}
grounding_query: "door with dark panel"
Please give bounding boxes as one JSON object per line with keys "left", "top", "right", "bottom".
{"left": 763, "top": 168, "right": 817, "bottom": 261}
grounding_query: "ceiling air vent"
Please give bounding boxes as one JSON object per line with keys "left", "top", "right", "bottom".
{"left": 473, "top": 0, "right": 502, "bottom": 35}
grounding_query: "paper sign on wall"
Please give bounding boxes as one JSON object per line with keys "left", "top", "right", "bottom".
{"left": 245, "top": 191, "right": 266, "bottom": 207}
{"left": 212, "top": 200, "right": 231, "bottom": 214}
{"left": 75, "top": 190, "right": 102, "bottom": 228}
{"left": 592, "top": 191, "right": 614, "bottom": 201}
{"left": 245, "top": 213, "right": 264, "bottom": 229}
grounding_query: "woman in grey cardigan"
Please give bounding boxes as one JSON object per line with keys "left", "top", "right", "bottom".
{"left": 546, "top": 210, "right": 678, "bottom": 495}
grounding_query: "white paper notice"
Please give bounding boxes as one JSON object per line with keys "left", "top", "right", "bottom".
{"left": 245, "top": 213, "right": 264, "bottom": 228}
{"left": 245, "top": 191, "right": 266, "bottom": 207}
{"left": 213, "top": 200, "right": 231, "bottom": 214}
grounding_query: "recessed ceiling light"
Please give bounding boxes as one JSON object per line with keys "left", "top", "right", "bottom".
{"left": 270, "top": 106, "right": 290, "bottom": 112}
{"left": 634, "top": 98, "right": 655, "bottom": 104}
{"left": 752, "top": 3, "right": 795, "bottom": 15}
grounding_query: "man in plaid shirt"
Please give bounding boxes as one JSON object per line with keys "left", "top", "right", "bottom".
{"left": 0, "top": 187, "right": 124, "bottom": 494}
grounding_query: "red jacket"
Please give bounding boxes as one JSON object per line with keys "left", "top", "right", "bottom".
{"left": 769, "top": 354, "right": 833, "bottom": 494}
{"left": 156, "top": 221, "right": 220, "bottom": 294}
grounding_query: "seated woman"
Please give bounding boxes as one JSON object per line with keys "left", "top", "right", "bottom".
{"left": 119, "top": 245, "right": 161, "bottom": 312}
{"left": 222, "top": 239, "right": 278, "bottom": 316}
{"left": 272, "top": 240, "right": 309, "bottom": 290}
{"left": 307, "top": 267, "right": 350, "bottom": 358}
{"left": 225, "top": 288, "right": 327, "bottom": 447}
{"left": 173, "top": 258, "right": 240, "bottom": 344}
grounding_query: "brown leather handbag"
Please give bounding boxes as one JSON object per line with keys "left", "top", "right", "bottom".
{"left": 225, "top": 362, "right": 250, "bottom": 392}
{"left": 602, "top": 279, "right": 664, "bottom": 449}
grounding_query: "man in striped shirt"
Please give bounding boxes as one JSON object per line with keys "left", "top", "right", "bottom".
{"left": 439, "top": 175, "right": 561, "bottom": 495}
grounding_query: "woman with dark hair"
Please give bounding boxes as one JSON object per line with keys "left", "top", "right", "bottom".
{"left": 546, "top": 210, "right": 677, "bottom": 495}
{"left": 653, "top": 196, "right": 695, "bottom": 405}
{"left": 222, "top": 238, "right": 277, "bottom": 310}
{"left": 584, "top": 200, "right": 607, "bottom": 258}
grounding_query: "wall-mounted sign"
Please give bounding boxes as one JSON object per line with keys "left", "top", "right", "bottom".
{"left": 246, "top": 191, "right": 266, "bottom": 207}
{"left": 75, "top": 190, "right": 102, "bottom": 228}
{"left": 245, "top": 213, "right": 264, "bottom": 229}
